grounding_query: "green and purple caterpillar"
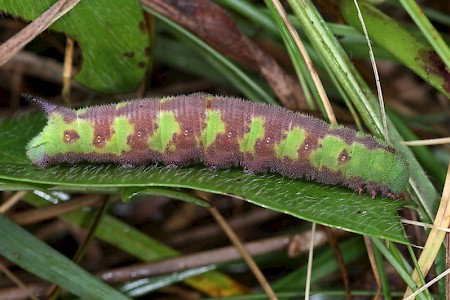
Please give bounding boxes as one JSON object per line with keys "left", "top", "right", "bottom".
{"left": 25, "top": 93, "right": 409, "bottom": 199}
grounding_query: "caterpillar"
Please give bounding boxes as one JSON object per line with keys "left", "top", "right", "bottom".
{"left": 25, "top": 93, "right": 409, "bottom": 199}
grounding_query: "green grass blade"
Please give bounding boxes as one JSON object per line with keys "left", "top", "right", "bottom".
{"left": 0, "top": 214, "right": 130, "bottom": 299}
{"left": 263, "top": 0, "right": 318, "bottom": 110}
{"left": 154, "top": 36, "right": 231, "bottom": 85}
{"left": 372, "top": 238, "right": 430, "bottom": 300}
{"left": 341, "top": 0, "right": 450, "bottom": 98}
{"left": 398, "top": 0, "right": 450, "bottom": 71}
{"left": 372, "top": 242, "right": 391, "bottom": 299}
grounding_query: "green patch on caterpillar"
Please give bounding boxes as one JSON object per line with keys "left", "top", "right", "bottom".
{"left": 24, "top": 93, "right": 409, "bottom": 199}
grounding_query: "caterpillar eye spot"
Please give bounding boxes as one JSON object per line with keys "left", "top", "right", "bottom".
{"left": 303, "top": 143, "right": 310, "bottom": 150}
{"left": 96, "top": 135, "right": 103, "bottom": 143}
{"left": 266, "top": 137, "right": 271, "bottom": 143}
{"left": 227, "top": 131, "right": 233, "bottom": 138}
{"left": 64, "top": 134, "right": 70, "bottom": 142}
{"left": 184, "top": 129, "right": 189, "bottom": 136}
{"left": 137, "top": 130, "right": 142, "bottom": 137}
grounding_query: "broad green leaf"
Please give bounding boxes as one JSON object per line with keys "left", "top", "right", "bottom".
{"left": 0, "top": 215, "right": 130, "bottom": 299}
{"left": 0, "top": 112, "right": 407, "bottom": 243}
{"left": 1, "top": 0, "right": 150, "bottom": 93}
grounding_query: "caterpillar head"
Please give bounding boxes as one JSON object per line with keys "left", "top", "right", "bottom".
{"left": 25, "top": 95, "right": 79, "bottom": 167}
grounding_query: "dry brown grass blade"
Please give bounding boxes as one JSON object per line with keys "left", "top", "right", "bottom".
{"left": 351, "top": 0, "right": 388, "bottom": 141}
{"left": 0, "top": 284, "right": 47, "bottom": 299}
{"left": 270, "top": 0, "right": 337, "bottom": 125}
{"left": 0, "top": 191, "right": 27, "bottom": 214}
{"left": 0, "top": 0, "right": 80, "bottom": 67}
{"left": 62, "top": 37, "right": 74, "bottom": 106}
{"left": 208, "top": 207, "right": 278, "bottom": 300}
{"left": 363, "top": 236, "right": 381, "bottom": 300}
{"left": 304, "top": 223, "right": 315, "bottom": 300}
{"left": 402, "top": 137, "right": 450, "bottom": 146}
{"left": 404, "top": 163, "right": 450, "bottom": 298}
{"left": 97, "top": 231, "right": 344, "bottom": 284}
{"left": 402, "top": 218, "right": 450, "bottom": 234}
{"left": 2, "top": 51, "right": 83, "bottom": 88}
{"left": 10, "top": 195, "right": 102, "bottom": 225}
{"left": 447, "top": 235, "right": 450, "bottom": 298}
{"left": 325, "top": 227, "right": 352, "bottom": 299}
{"left": 0, "top": 262, "right": 39, "bottom": 300}
{"left": 405, "top": 267, "right": 450, "bottom": 300}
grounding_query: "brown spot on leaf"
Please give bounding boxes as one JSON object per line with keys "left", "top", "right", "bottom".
{"left": 144, "top": 46, "right": 151, "bottom": 57}
{"left": 123, "top": 51, "right": 135, "bottom": 58}
{"left": 139, "top": 20, "right": 147, "bottom": 33}
{"left": 424, "top": 50, "right": 450, "bottom": 94}
{"left": 63, "top": 130, "right": 80, "bottom": 144}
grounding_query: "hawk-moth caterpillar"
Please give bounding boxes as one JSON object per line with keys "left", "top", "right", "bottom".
{"left": 25, "top": 93, "right": 409, "bottom": 199}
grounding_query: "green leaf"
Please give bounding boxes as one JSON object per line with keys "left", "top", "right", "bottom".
{"left": 341, "top": 0, "right": 450, "bottom": 98}
{"left": 0, "top": 214, "right": 130, "bottom": 299}
{"left": 0, "top": 112, "right": 407, "bottom": 243}
{"left": 0, "top": 0, "right": 150, "bottom": 93}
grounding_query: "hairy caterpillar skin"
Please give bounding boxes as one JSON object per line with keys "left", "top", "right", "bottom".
{"left": 25, "top": 93, "right": 409, "bottom": 199}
